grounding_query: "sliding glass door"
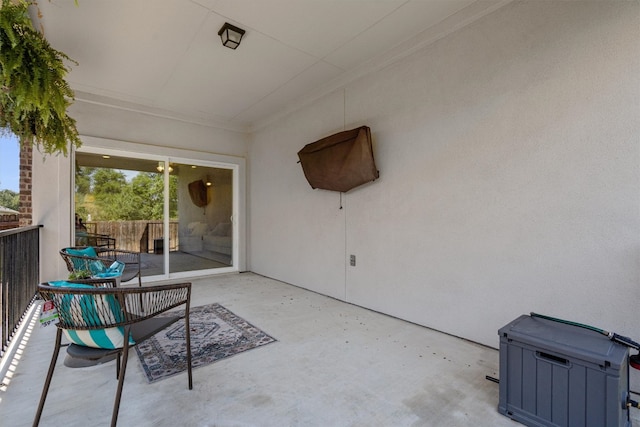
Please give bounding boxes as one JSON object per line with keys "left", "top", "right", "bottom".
{"left": 74, "top": 151, "right": 235, "bottom": 281}
{"left": 171, "top": 162, "right": 233, "bottom": 273}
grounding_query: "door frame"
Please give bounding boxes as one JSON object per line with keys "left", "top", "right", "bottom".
{"left": 73, "top": 136, "right": 246, "bottom": 281}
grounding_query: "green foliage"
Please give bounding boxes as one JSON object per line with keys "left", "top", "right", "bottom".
{"left": 75, "top": 167, "right": 178, "bottom": 221}
{"left": 0, "top": 0, "right": 81, "bottom": 156}
{"left": 75, "top": 166, "right": 93, "bottom": 194}
{"left": 93, "top": 169, "right": 126, "bottom": 195}
{"left": 68, "top": 269, "right": 91, "bottom": 280}
{"left": 0, "top": 188, "right": 18, "bottom": 210}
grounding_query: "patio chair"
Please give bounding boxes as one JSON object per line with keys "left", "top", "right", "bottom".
{"left": 33, "top": 280, "right": 192, "bottom": 427}
{"left": 76, "top": 231, "right": 117, "bottom": 249}
{"left": 60, "top": 246, "right": 142, "bottom": 287}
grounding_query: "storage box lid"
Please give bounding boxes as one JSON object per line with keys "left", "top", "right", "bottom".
{"left": 499, "top": 314, "right": 628, "bottom": 369}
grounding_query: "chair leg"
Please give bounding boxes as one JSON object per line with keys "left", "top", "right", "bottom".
{"left": 184, "top": 306, "right": 193, "bottom": 390}
{"left": 111, "top": 328, "right": 131, "bottom": 427}
{"left": 33, "top": 329, "right": 63, "bottom": 426}
{"left": 115, "top": 352, "right": 121, "bottom": 379}
{"left": 137, "top": 274, "right": 143, "bottom": 310}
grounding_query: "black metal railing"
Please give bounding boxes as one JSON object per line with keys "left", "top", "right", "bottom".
{"left": 0, "top": 225, "right": 41, "bottom": 357}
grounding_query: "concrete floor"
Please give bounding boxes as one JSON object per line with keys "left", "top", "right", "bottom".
{"left": 2, "top": 273, "right": 638, "bottom": 426}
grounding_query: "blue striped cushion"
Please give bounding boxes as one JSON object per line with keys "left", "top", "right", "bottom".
{"left": 94, "top": 260, "right": 125, "bottom": 278}
{"left": 65, "top": 247, "right": 99, "bottom": 271}
{"left": 88, "top": 260, "right": 107, "bottom": 275}
{"left": 49, "top": 281, "right": 134, "bottom": 349}
{"left": 65, "top": 247, "right": 98, "bottom": 258}
{"left": 64, "top": 328, "right": 129, "bottom": 349}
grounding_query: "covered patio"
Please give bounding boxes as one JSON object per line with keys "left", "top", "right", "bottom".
{"left": 1, "top": 273, "right": 538, "bottom": 426}
{"left": 1, "top": 1, "right": 638, "bottom": 426}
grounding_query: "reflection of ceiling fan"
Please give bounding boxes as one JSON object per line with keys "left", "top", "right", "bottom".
{"left": 188, "top": 180, "right": 209, "bottom": 207}
{"left": 156, "top": 161, "right": 173, "bottom": 173}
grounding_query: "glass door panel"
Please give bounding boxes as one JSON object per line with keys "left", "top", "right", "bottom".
{"left": 74, "top": 153, "right": 234, "bottom": 280}
{"left": 170, "top": 163, "right": 233, "bottom": 273}
{"left": 74, "top": 153, "right": 168, "bottom": 279}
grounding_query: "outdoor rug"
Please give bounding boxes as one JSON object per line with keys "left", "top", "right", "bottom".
{"left": 135, "top": 303, "right": 277, "bottom": 383}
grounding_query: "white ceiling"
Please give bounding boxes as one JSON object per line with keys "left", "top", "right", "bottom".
{"left": 31, "top": 0, "right": 508, "bottom": 131}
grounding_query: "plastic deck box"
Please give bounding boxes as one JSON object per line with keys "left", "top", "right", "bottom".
{"left": 498, "top": 314, "right": 631, "bottom": 427}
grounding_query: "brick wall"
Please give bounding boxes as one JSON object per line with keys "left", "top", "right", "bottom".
{"left": 19, "top": 143, "right": 32, "bottom": 227}
{"left": 0, "top": 214, "right": 19, "bottom": 230}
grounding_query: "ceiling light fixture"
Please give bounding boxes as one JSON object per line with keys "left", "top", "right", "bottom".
{"left": 218, "top": 22, "right": 245, "bottom": 50}
{"left": 205, "top": 175, "right": 212, "bottom": 187}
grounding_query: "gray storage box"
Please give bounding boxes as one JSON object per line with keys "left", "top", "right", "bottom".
{"left": 498, "top": 314, "right": 630, "bottom": 427}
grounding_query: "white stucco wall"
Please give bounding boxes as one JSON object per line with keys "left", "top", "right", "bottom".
{"left": 249, "top": 1, "right": 640, "bottom": 347}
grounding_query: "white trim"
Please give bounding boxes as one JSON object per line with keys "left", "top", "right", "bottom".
{"left": 74, "top": 91, "right": 249, "bottom": 133}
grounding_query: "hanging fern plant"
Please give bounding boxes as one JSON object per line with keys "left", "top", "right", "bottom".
{"left": 0, "top": 0, "right": 81, "bottom": 156}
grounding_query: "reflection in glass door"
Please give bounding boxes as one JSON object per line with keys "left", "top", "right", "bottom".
{"left": 171, "top": 163, "right": 233, "bottom": 273}
{"left": 74, "top": 153, "right": 233, "bottom": 281}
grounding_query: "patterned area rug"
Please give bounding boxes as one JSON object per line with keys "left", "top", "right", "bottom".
{"left": 135, "top": 303, "right": 276, "bottom": 383}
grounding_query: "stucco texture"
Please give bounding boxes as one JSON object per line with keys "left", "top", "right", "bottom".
{"left": 249, "top": 1, "right": 640, "bottom": 348}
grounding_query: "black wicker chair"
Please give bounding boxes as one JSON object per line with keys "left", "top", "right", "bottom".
{"left": 60, "top": 246, "right": 142, "bottom": 287}
{"left": 34, "top": 280, "right": 192, "bottom": 427}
